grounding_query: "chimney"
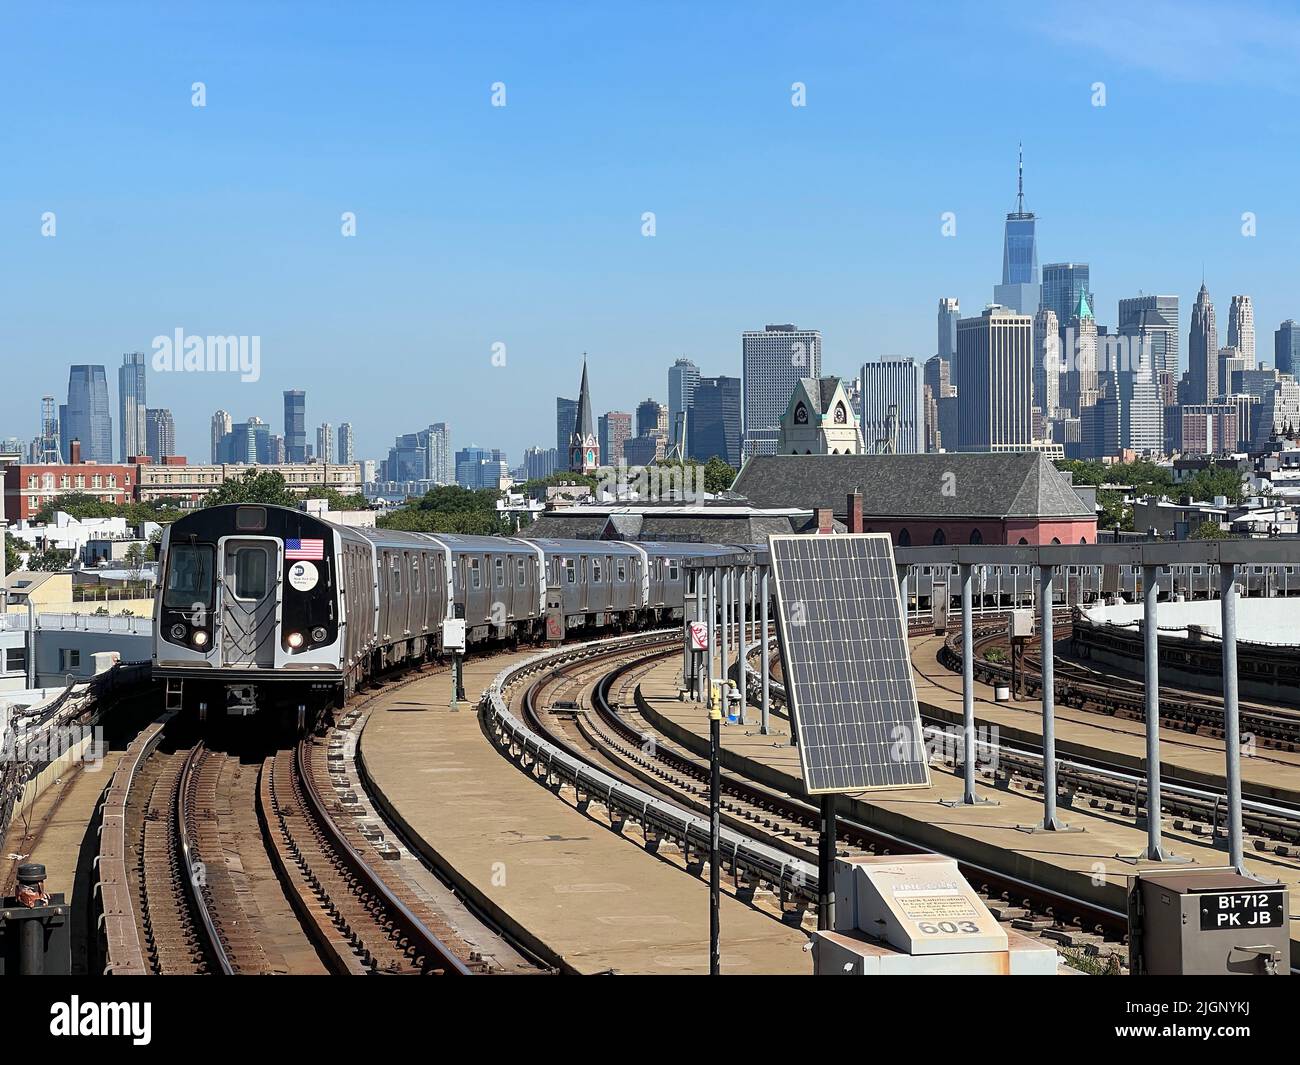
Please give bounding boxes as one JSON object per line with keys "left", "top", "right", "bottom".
{"left": 69, "top": 439, "right": 82, "bottom": 465}
{"left": 847, "top": 488, "right": 863, "bottom": 534}
{"left": 815, "top": 507, "right": 834, "bottom": 535}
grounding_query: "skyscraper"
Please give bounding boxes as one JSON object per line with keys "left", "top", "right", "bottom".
{"left": 1032, "top": 307, "right": 1060, "bottom": 419}
{"left": 338, "top": 422, "right": 356, "bottom": 465}
{"left": 568, "top": 360, "right": 600, "bottom": 473}
{"left": 65, "top": 365, "right": 113, "bottom": 463}
{"left": 937, "top": 298, "right": 959, "bottom": 360}
{"left": 316, "top": 423, "right": 334, "bottom": 466}
{"left": 598, "top": 411, "right": 632, "bottom": 466}
{"left": 211, "top": 410, "right": 232, "bottom": 463}
{"left": 1188, "top": 283, "right": 1218, "bottom": 404}
{"left": 1041, "top": 264, "right": 1091, "bottom": 339}
{"left": 635, "top": 399, "right": 667, "bottom": 440}
{"left": 992, "top": 145, "right": 1040, "bottom": 316}
{"left": 1118, "top": 295, "right": 1179, "bottom": 375}
{"left": 425, "top": 422, "right": 451, "bottom": 483}
{"left": 1060, "top": 292, "right": 1099, "bottom": 415}
{"left": 859, "top": 358, "right": 926, "bottom": 454}
{"left": 955, "top": 306, "right": 1033, "bottom": 452}
{"left": 689, "top": 376, "right": 741, "bottom": 468}
{"left": 556, "top": 397, "right": 577, "bottom": 454}
{"left": 1228, "top": 295, "right": 1256, "bottom": 369}
{"left": 741, "top": 323, "right": 822, "bottom": 458}
{"left": 283, "top": 390, "right": 307, "bottom": 462}
{"left": 1276, "top": 320, "right": 1300, "bottom": 377}
{"left": 118, "top": 352, "right": 147, "bottom": 461}
{"left": 145, "top": 408, "right": 176, "bottom": 460}
{"left": 667, "top": 357, "right": 699, "bottom": 453}
{"left": 923, "top": 354, "right": 957, "bottom": 452}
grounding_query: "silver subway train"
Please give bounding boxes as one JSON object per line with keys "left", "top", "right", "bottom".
{"left": 153, "top": 504, "right": 734, "bottom": 724}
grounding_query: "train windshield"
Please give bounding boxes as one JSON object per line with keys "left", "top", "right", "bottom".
{"left": 164, "top": 544, "right": 215, "bottom": 609}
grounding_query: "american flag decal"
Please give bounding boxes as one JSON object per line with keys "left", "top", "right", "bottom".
{"left": 285, "top": 538, "right": 325, "bottom": 560}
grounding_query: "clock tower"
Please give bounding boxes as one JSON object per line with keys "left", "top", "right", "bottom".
{"left": 568, "top": 356, "right": 600, "bottom": 474}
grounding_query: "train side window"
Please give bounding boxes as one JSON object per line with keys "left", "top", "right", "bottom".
{"left": 392, "top": 556, "right": 402, "bottom": 595}
{"left": 592, "top": 559, "right": 602, "bottom": 583}
{"left": 495, "top": 557, "right": 505, "bottom": 586}
{"left": 669, "top": 561, "right": 680, "bottom": 582}
{"left": 411, "top": 555, "right": 420, "bottom": 592}
{"left": 516, "top": 558, "right": 526, "bottom": 586}
{"left": 565, "top": 559, "right": 576, "bottom": 585}
{"left": 617, "top": 559, "right": 626, "bottom": 583}
{"left": 470, "top": 558, "right": 481, "bottom": 590}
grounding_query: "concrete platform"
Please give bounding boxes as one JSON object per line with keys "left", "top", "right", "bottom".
{"left": 909, "top": 632, "right": 1300, "bottom": 803}
{"left": 636, "top": 657, "right": 1300, "bottom": 968}
{"left": 359, "top": 652, "right": 810, "bottom": 975}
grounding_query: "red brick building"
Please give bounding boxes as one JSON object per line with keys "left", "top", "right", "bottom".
{"left": 732, "top": 452, "right": 1097, "bottom": 547}
{"left": 3, "top": 458, "right": 140, "bottom": 521}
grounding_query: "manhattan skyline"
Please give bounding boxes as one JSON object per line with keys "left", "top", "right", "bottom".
{"left": 5, "top": 1, "right": 1300, "bottom": 464}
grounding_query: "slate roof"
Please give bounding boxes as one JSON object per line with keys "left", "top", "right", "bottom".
{"left": 731, "top": 452, "right": 1093, "bottom": 521}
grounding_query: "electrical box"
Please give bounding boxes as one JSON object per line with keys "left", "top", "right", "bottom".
{"left": 1008, "top": 610, "right": 1034, "bottom": 639}
{"left": 1131, "top": 870, "right": 1289, "bottom": 976}
{"left": 931, "top": 581, "right": 948, "bottom": 634}
{"left": 441, "top": 618, "right": 466, "bottom": 653}
{"left": 814, "top": 855, "right": 1058, "bottom": 975}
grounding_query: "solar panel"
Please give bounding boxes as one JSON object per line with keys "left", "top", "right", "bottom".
{"left": 769, "top": 533, "right": 930, "bottom": 795}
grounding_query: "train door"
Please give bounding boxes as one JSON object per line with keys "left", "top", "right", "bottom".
{"left": 218, "top": 537, "right": 280, "bottom": 668}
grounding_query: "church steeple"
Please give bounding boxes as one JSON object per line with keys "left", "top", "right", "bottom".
{"left": 568, "top": 356, "right": 600, "bottom": 473}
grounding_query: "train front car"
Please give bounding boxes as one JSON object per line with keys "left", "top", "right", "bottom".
{"left": 153, "top": 503, "right": 349, "bottom": 728}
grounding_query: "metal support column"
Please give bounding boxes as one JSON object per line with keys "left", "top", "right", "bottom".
{"left": 737, "top": 566, "right": 747, "bottom": 724}
{"left": 1220, "top": 562, "right": 1246, "bottom": 872}
{"left": 720, "top": 567, "right": 730, "bottom": 711}
{"left": 1019, "top": 565, "right": 1076, "bottom": 831}
{"left": 709, "top": 701, "right": 721, "bottom": 974}
{"left": 1124, "top": 564, "right": 1185, "bottom": 863}
{"left": 896, "top": 564, "right": 908, "bottom": 631}
{"left": 943, "top": 563, "right": 995, "bottom": 807}
{"left": 760, "top": 566, "right": 771, "bottom": 736}
{"left": 706, "top": 567, "right": 717, "bottom": 706}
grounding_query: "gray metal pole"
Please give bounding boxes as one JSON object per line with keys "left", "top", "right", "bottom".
{"left": 760, "top": 566, "right": 771, "bottom": 736}
{"left": 896, "top": 565, "right": 908, "bottom": 631}
{"left": 737, "top": 566, "right": 747, "bottom": 725}
{"left": 1220, "top": 562, "right": 1245, "bottom": 871}
{"left": 720, "top": 567, "right": 730, "bottom": 711}
{"left": 26, "top": 596, "right": 37, "bottom": 689}
{"left": 1138, "top": 564, "right": 1179, "bottom": 860}
{"left": 959, "top": 563, "right": 979, "bottom": 804}
{"left": 1036, "top": 564, "right": 1070, "bottom": 830}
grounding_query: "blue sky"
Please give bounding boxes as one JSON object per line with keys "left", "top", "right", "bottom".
{"left": 4, "top": 0, "right": 1300, "bottom": 465}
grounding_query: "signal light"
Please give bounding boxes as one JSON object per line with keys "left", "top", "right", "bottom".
{"left": 191, "top": 631, "right": 209, "bottom": 648}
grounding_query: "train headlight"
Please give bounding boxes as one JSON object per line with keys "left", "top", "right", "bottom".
{"left": 311, "top": 626, "right": 328, "bottom": 643}
{"left": 170, "top": 623, "right": 187, "bottom": 640}
{"left": 191, "top": 630, "right": 209, "bottom": 648}
{"left": 286, "top": 631, "right": 305, "bottom": 649}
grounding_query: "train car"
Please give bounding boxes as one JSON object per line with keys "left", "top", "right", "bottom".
{"left": 639, "top": 542, "right": 736, "bottom": 619}
{"left": 531, "top": 538, "right": 646, "bottom": 634}
{"left": 436, "top": 534, "right": 545, "bottom": 646}
{"left": 154, "top": 503, "right": 365, "bottom": 725}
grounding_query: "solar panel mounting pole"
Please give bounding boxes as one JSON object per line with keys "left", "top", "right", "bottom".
{"left": 943, "top": 562, "right": 996, "bottom": 807}
{"left": 818, "top": 794, "right": 837, "bottom": 930}
{"left": 720, "top": 567, "right": 729, "bottom": 710}
{"left": 1220, "top": 562, "right": 1246, "bottom": 872}
{"left": 759, "top": 566, "right": 771, "bottom": 736}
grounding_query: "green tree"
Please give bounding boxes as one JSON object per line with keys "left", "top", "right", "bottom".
{"left": 33, "top": 492, "right": 117, "bottom": 523}
{"left": 1181, "top": 464, "right": 1245, "bottom": 506}
{"left": 1192, "top": 519, "right": 1231, "bottom": 540}
{"left": 201, "top": 470, "right": 299, "bottom": 508}
{"left": 377, "top": 483, "right": 509, "bottom": 536}
{"left": 4, "top": 532, "right": 22, "bottom": 575}
{"left": 27, "top": 548, "right": 73, "bottom": 571}
{"left": 304, "top": 486, "right": 369, "bottom": 510}
{"left": 702, "top": 456, "right": 737, "bottom": 494}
